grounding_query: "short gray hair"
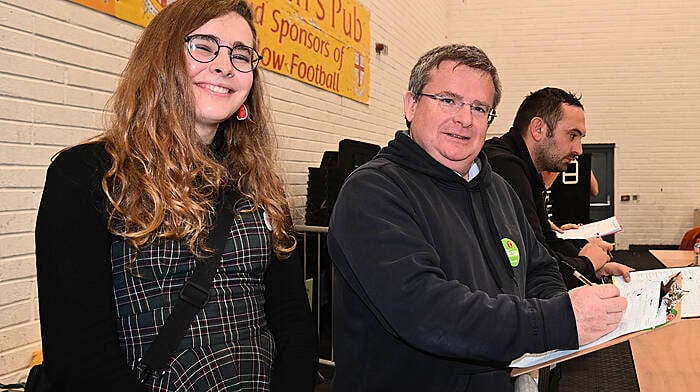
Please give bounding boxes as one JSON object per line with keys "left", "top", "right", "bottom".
{"left": 407, "top": 44, "right": 501, "bottom": 109}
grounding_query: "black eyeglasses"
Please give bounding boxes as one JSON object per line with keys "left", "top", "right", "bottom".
{"left": 416, "top": 93, "right": 497, "bottom": 124}
{"left": 184, "top": 34, "right": 262, "bottom": 73}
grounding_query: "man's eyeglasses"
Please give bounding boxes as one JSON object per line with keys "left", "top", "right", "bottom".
{"left": 185, "top": 34, "right": 262, "bottom": 73}
{"left": 416, "top": 93, "right": 497, "bottom": 124}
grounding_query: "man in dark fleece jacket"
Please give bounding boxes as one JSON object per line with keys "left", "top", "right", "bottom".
{"left": 327, "top": 45, "right": 627, "bottom": 392}
{"left": 482, "top": 87, "right": 633, "bottom": 289}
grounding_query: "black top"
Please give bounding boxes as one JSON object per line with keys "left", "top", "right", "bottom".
{"left": 483, "top": 127, "right": 598, "bottom": 288}
{"left": 35, "top": 142, "right": 318, "bottom": 391}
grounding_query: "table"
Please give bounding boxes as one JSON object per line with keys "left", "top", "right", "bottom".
{"left": 630, "top": 319, "right": 700, "bottom": 391}
{"left": 648, "top": 249, "right": 695, "bottom": 268}
{"left": 628, "top": 250, "right": 700, "bottom": 391}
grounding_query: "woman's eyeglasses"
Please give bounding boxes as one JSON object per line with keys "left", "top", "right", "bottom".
{"left": 185, "top": 34, "right": 262, "bottom": 73}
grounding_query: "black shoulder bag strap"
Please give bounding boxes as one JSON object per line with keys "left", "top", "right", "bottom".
{"left": 137, "top": 190, "right": 235, "bottom": 383}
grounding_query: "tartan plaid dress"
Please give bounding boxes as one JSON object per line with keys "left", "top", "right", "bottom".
{"left": 111, "top": 198, "right": 275, "bottom": 391}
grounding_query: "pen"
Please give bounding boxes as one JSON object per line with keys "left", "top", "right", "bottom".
{"left": 559, "top": 260, "right": 595, "bottom": 286}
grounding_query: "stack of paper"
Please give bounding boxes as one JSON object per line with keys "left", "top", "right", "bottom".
{"left": 556, "top": 216, "right": 623, "bottom": 240}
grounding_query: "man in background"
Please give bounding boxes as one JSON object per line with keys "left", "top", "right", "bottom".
{"left": 483, "top": 87, "right": 633, "bottom": 288}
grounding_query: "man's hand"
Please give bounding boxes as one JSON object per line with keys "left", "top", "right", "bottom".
{"left": 597, "top": 262, "right": 635, "bottom": 282}
{"left": 569, "top": 284, "right": 627, "bottom": 346}
{"left": 550, "top": 220, "right": 564, "bottom": 233}
{"left": 579, "top": 243, "right": 610, "bottom": 271}
{"left": 559, "top": 223, "right": 582, "bottom": 231}
{"left": 587, "top": 236, "right": 614, "bottom": 253}
{"left": 549, "top": 221, "right": 581, "bottom": 233}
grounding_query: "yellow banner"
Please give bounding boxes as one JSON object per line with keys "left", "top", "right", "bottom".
{"left": 68, "top": 0, "right": 371, "bottom": 103}
{"left": 68, "top": 0, "right": 170, "bottom": 27}
{"left": 251, "top": 0, "right": 371, "bottom": 103}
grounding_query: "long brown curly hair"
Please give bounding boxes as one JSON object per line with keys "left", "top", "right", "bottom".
{"left": 98, "top": 0, "right": 295, "bottom": 259}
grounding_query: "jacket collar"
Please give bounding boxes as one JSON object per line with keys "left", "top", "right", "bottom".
{"left": 376, "top": 130, "right": 493, "bottom": 190}
{"left": 501, "top": 127, "right": 545, "bottom": 193}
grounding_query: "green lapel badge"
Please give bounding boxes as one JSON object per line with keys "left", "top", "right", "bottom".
{"left": 501, "top": 238, "right": 520, "bottom": 267}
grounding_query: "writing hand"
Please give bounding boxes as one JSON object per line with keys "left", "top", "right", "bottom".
{"left": 579, "top": 243, "right": 610, "bottom": 271}
{"left": 587, "top": 236, "right": 614, "bottom": 253}
{"left": 569, "top": 284, "right": 627, "bottom": 346}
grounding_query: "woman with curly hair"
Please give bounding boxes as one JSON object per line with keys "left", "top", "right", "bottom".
{"left": 35, "top": 0, "right": 317, "bottom": 390}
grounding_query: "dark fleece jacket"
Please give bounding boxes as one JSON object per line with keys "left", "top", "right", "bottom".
{"left": 328, "top": 131, "right": 578, "bottom": 392}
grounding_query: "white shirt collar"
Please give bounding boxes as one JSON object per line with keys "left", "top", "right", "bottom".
{"left": 456, "top": 158, "right": 481, "bottom": 182}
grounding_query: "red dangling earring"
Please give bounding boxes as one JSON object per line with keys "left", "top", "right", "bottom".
{"left": 236, "top": 104, "right": 248, "bottom": 121}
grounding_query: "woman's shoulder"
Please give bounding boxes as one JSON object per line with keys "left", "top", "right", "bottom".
{"left": 48, "top": 141, "right": 111, "bottom": 183}
{"left": 52, "top": 141, "right": 109, "bottom": 166}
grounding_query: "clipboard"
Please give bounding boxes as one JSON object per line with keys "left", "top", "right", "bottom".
{"left": 510, "top": 271, "right": 683, "bottom": 376}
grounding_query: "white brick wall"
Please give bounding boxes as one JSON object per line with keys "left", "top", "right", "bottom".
{"left": 0, "top": 0, "right": 448, "bottom": 383}
{"left": 266, "top": 0, "right": 451, "bottom": 220}
{"left": 448, "top": 0, "right": 700, "bottom": 249}
{"left": 6, "top": 0, "right": 697, "bottom": 383}
{"left": 0, "top": 0, "right": 142, "bottom": 383}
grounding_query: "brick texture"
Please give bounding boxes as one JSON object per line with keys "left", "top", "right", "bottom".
{"left": 0, "top": 0, "right": 448, "bottom": 380}
{"left": 3, "top": 0, "right": 698, "bottom": 381}
{"left": 447, "top": 0, "right": 700, "bottom": 248}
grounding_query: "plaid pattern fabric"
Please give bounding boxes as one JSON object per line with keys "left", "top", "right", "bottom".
{"left": 111, "top": 198, "right": 275, "bottom": 391}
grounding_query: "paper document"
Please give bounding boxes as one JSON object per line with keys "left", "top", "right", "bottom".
{"left": 510, "top": 269, "right": 679, "bottom": 369}
{"left": 556, "top": 216, "right": 623, "bottom": 240}
{"left": 622, "top": 267, "right": 699, "bottom": 318}
{"left": 675, "top": 267, "right": 699, "bottom": 317}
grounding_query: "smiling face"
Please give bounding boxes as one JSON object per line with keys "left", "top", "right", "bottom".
{"left": 403, "top": 61, "right": 496, "bottom": 177}
{"left": 533, "top": 103, "right": 586, "bottom": 172}
{"left": 186, "top": 11, "right": 255, "bottom": 143}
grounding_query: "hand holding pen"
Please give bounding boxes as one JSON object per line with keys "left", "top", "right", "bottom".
{"left": 569, "top": 284, "right": 627, "bottom": 345}
{"left": 594, "top": 242, "right": 635, "bottom": 282}
{"left": 588, "top": 236, "right": 614, "bottom": 253}
{"left": 579, "top": 242, "right": 610, "bottom": 271}
{"left": 584, "top": 237, "right": 634, "bottom": 282}
{"left": 562, "top": 260, "right": 628, "bottom": 345}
